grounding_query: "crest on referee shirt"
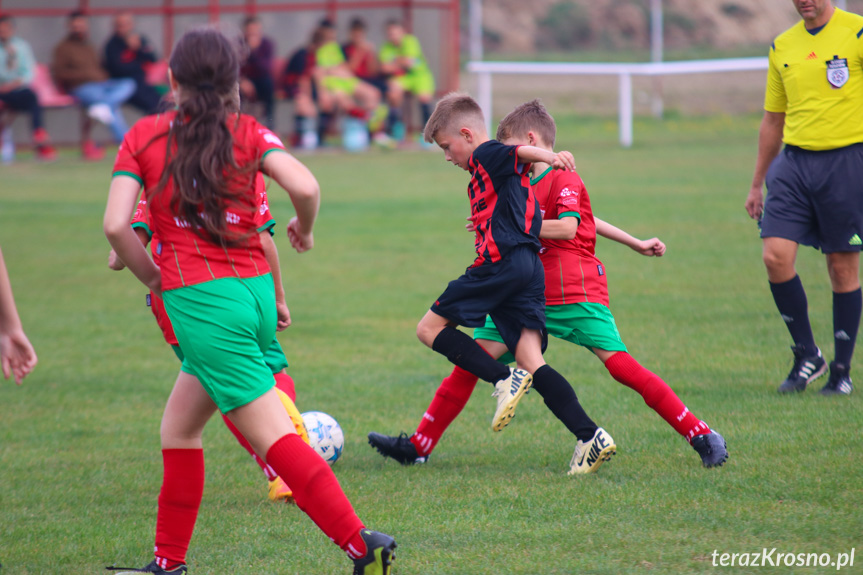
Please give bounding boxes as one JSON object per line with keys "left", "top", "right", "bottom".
{"left": 826, "top": 56, "right": 849, "bottom": 88}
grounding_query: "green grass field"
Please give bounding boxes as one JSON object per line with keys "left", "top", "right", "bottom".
{"left": 1, "top": 115, "right": 860, "bottom": 575}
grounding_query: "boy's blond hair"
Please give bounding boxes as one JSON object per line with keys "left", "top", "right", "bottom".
{"left": 496, "top": 99, "right": 556, "bottom": 147}
{"left": 423, "top": 92, "right": 486, "bottom": 143}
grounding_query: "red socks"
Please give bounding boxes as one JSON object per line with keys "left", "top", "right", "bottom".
{"left": 221, "top": 414, "right": 278, "bottom": 480}
{"left": 274, "top": 371, "right": 296, "bottom": 402}
{"left": 154, "top": 449, "right": 205, "bottom": 569}
{"left": 411, "top": 366, "right": 478, "bottom": 456}
{"left": 265, "top": 434, "right": 367, "bottom": 558}
{"left": 604, "top": 352, "right": 710, "bottom": 443}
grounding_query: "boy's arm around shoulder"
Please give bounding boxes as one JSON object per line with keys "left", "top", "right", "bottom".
{"left": 595, "top": 217, "right": 666, "bottom": 257}
{"left": 515, "top": 145, "right": 575, "bottom": 171}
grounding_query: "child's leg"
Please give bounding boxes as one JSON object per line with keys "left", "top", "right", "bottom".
{"left": 219, "top": 370, "right": 297, "bottom": 482}
{"left": 600, "top": 349, "right": 710, "bottom": 442}
{"left": 417, "top": 310, "right": 510, "bottom": 384}
{"left": 155, "top": 372, "right": 218, "bottom": 570}
{"left": 411, "top": 339, "right": 508, "bottom": 456}
{"left": 514, "top": 328, "right": 599, "bottom": 442}
{"left": 220, "top": 414, "right": 278, "bottom": 480}
{"left": 227, "top": 388, "right": 369, "bottom": 559}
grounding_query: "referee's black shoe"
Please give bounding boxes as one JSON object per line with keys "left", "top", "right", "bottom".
{"left": 778, "top": 344, "right": 827, "bottom": 393}
{"left": 368, "top": 432, "right": 429, "bottom": 465}
{"left": 819, "top": 362, "right": 854, "bottom": 396}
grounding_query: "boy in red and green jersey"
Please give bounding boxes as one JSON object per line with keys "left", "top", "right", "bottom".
{"left": 373, "top": 100, "right": 729, "bottom": 471}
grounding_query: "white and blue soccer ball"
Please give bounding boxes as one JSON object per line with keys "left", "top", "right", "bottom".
{"left": 301, "top": 411, "right": 344, "bottom": 466}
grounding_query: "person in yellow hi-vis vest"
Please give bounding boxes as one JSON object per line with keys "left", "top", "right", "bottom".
{"left": 746, "top": 0, "right": 863, "bottom": 396}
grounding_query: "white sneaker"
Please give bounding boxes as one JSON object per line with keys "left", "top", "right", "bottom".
{"left": 568, "top": 427, "right": 616, "bottom": 475}
{"left": 87, "top": 103, "right": 114, "bottom": 125}
{"left": 491, "top": 367, "right": 533, "bottom": 432}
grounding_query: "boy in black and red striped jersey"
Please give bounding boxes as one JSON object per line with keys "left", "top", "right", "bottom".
{"left": 371, "top": 100, "right": 728, "bottom": 472}
{"left": 370, "top": 93, "right": 616, "bottom": 473}
{"left": 109, "top": 183, "right": 310, "bottom": 503}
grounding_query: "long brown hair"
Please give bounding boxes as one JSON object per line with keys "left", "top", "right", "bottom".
{"left": 156, "top": 27, "right": 253, "bottom": 246}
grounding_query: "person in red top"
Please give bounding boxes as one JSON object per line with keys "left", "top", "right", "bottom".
{"left": 371, "top": 100, "right": 728, "bottom": 472}
{"left": 109, "top": 185, "right": 307, "bottom": 504}
{"left": 370, "top": 93, "right": 615, "bottom": 475}
{"left": 103, "top": 28, "right": 395, "bottom": 575}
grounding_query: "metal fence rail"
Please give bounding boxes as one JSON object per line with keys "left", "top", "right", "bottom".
{"left": 467, "top": 58, "right": 769, "bottom": 147}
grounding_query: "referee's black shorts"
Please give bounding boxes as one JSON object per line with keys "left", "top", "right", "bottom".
{"left": 761, "top": 142, "right": 863, "bottom": 253}
{"left": 431, "top": 246, "right": 548, "bottom": 355}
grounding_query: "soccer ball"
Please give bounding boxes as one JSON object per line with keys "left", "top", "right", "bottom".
{"left": 301, "top": 411, "right": 344, "bottom": 466}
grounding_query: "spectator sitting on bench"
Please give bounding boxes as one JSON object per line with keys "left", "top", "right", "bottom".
{"left": 379, "top": 20, "right": 435, "bottom": 140}
{"left": 315, "top": 19, "right": 390, "bottom": 146}
{"left": 52, "top": 10, "right": 135, "bottom": 148}
{"left": 343, "top": 17, "right": 387, "bottom": 97}
{"left": 0, "top": 13, "right": 56, "bottom": 161}
{"left": 281, "top": 27, "right": 335, "bottom": 149}
{"left": 239, "top": 15, "right": 277, "bottom": 131}
{"left": 104, "top": 11, "right": 161, "bottom": 115}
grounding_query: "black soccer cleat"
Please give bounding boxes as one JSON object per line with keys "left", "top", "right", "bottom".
{"left": 691, "top": 431, "right": 729, "bottom": 468}
{"left": 367, "top": 432, "right": 428, "bottom": 465}
{"left": 352, "top": 529, "right": 397, "bottom": 575}
{"left": 778, "top": 344, "right": 827, "bottom": 393}
{"left": 106, "top": 560, "right": 187, "bottom": 574}
{"left": 819, "top": 362, "right": 854, "bottom": 396}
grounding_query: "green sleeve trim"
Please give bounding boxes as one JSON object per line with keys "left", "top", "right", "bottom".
{"left": 261, "top": 148, "right": 287, "bottom": 162}
{"left": 530, "top": 166, "right": 553, "bottom": 186}
{"left": 559, "top": 211, "right": 581, "bottom": 220}
{"left": 131, "top": 221, "right": 154, "bottom": 238}
{"left": 113, "top": 171, "right": 144, "bottom": 185}
{"left": 257, "top": 219, "right": 276, "bottom": 236}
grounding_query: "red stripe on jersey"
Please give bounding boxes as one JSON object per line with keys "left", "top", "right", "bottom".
{"left": 470, "top": 163, "right": 502, "bottom": 266}
{"left": 522, "top": 172, "right": 536, "bottom": 234}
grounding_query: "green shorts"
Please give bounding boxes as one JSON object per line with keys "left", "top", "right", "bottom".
{"left": 392, "top": 72, "right": 435, "bottom": 97}
{"left": 322, "top": 76, "right": 360, "bottom": 95}
{"left": 474, "top": 301, "right": 627, "bottom": 363}
{"left": 170, "top": 337, "right": 288, "bottom": 374}
{"left": 162, "top": 274, "right": 277, "bottom": 413}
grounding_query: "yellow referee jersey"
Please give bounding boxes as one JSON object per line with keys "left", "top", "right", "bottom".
{"left": 765, "top": 8, "right": 863, "bottom": 151}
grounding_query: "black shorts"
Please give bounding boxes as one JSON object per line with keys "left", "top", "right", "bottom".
{"left": 761, "top": 143, "right": 863, "bottom": 253}
{"left": 431, "top": 246, "right": 547, "bottom": 354}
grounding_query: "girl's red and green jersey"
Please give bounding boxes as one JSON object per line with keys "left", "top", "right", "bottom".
{"left": 113, "top": 111, "right": 285, "bottom": 291}
{"left": 130, "top": 173, "right": 277, "bottom": 348}
{"left": 112, "top": 111, "right": 290, "bottom": 412}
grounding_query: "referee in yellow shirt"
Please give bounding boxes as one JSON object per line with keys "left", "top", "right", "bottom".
{"left": 746, "top": 0, "right": 862, "bottom": 396}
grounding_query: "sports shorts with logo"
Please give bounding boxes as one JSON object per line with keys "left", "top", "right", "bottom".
{"left": 163, "top": 274, "right": 278, "bottom": 413}
{"left": 761, "top": 143, "right": 863, "bottom": 253}
{"left": 431, "top": 245, "right": 547, "bottom": 355}
{"left": 474, "top": 301, "right": 627, "bottom": 363}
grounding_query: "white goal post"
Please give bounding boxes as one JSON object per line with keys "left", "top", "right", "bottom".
{"left": 467, "top": 58, "right": 769, "bottom": 148}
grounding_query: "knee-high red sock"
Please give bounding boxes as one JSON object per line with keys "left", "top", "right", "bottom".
{"left": 274, "top": 372, "right": 296, "bottom": 402}
{"left": 604, "top": 352, "right": 710, "bottom": 442}
{"left": 266, "top": 434, "right": 367, "bottom": 558}
{"left": 221, "top": 414, "right": 278, "bottom": 481}
{"left": 410, "top": 366, "right": 479, "bottom": 456}
{"left": 154, "top": 449, "right": 205, "bottom": 570}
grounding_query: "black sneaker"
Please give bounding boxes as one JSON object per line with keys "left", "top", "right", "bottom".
{"left": 106, "top": 560, "right": 187, "bottom": 574}
{"left": 368, "top": 432, "right": 428, "bottom": 465}
{"left": 691, "top": 431, "right": 729, "bottom": 468}
{"left": 352, "top": 529, "right": 397, "bottom": 575}
{"left": 819, "top": 362, "right": 854, "bottom": 395}
{"left": 778, "top": 344, "right": 827, "bottom": 393}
